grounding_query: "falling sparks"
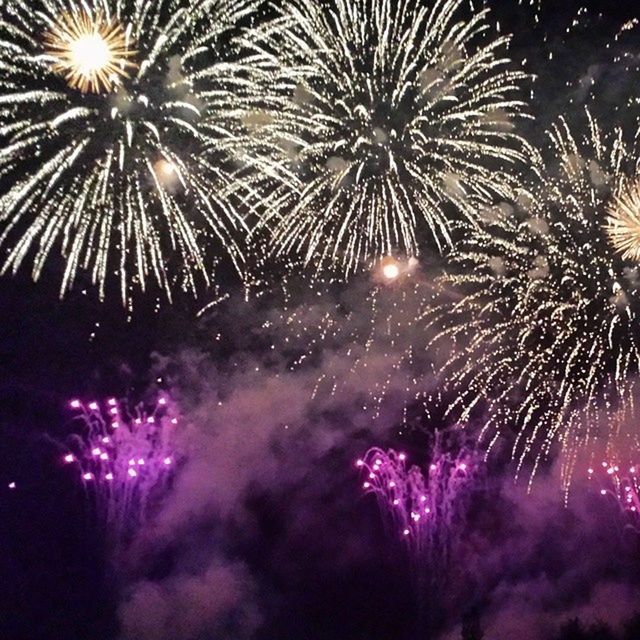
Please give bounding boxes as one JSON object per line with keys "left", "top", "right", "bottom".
{"left": 235, "top": 262, "right": 437, "bottom": 431}
{"left": 63, "top": 395, "right": 179, "bottom": 556}
{"left": 256, "top": 0, "right": 533, "bottom": 275}
{"left": 589, "top": 460, "right": 640, "bottom": 522}
{"left": 424, "top": 110, "right": 640, "bottom": 492}
{"left": 606, "top": 177, "right": 640, "bottom": 262}
{"left": 44, "top": 9, "right": 136, "bottom": 93}
{"left": 357, "top": 435, "right": 480, "bottom": 581}
{"left": 0, "top": 0, "right": 272, "bottom": 304}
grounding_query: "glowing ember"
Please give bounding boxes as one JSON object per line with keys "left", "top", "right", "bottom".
{"left": 383, "top": 263, "right": 401, "bottom": 281}
{"left": 591, "top": 460, "right": 640, "bottom": 520}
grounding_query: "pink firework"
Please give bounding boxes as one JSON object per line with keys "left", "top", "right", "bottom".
{"left": 63, "top": 395, "right": 179, "bottom": 553}
{"left": 589, "top": 460, "right": 640, "bottom": 520}
{"left": 357, "top": 437, "right": 480, "bottom": 566}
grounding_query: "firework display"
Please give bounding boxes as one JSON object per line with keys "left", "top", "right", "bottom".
{"left": 606, "top": 177, "right": 640, "bottom": 262}
{"left": 0, "top": 0, "right": 271, "bottom": 304}
{"left": 63, "top": 395, "right": 178, "bottom": 553}
{"left": 255, "top": 0, "right": 532, "bottom": 275}
{"left": 589, "top": 459, "right": 640, "bottom": 521}
{"left": 425, "top": 110, "right": 640, "bottom": 491}
{"left": 357, "top": 437, "right": 479, "bottom": 568}
{"left": 6, "top": 4, "right": 640, "bottom": 636}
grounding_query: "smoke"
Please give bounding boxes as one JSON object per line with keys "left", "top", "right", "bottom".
{"left": 442, "top": 470, "right": 640, "bottom": 640}
{"left": 115, "top": 274, "right": 640, "bottom": 640}
{"left": 477, "top": 582, "right": 640, "bottom": 640}
{"left": 116, "top": 274, "right": 438, "bottom": 639}
{"left": 119, "top": 561, "right": 260, "bottom": 640}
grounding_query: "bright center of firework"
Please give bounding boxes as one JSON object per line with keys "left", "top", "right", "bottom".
{"left": 69, "top": 34, "right": 111, "bottom": 76}
{"left": 383, "top": 263, "right": 400, "bottom": 280}
{"left": 159, "top": 161, "right": 176, "bottom": 176}
{"left": 154, "top": 160, "right": 179, "bottom": 186}
{"left": 44, "top": 11, "right": 136, "bottom": 94}
{"left": 606, "top": 177, "right": 640, "bottom": 261}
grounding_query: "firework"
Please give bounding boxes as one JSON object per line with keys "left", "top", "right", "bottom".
{"left": 606, "top": 177, "right": 640, "bottom": 261}
{"left": 255, "top": 0, "right": 532, "bottom": 275}
{"left": 63, "top": 395, "right": 178, "bottom": 554}
{"left": 357, "top": 436, "right": 480, "bottom": 586}
{"left": 589, "top": 460, "right": 640, "bottom": 523}
{"left": 44, "top": 9, "right": 136, "bottom": 93}
{"left": 0, "top": 0, "right": 271, "bottom": 304}
{"left": 425, "top": 110, "right": 640, "bottom": 491}
{"left": 226, "top": 258, "right": 437, "bottom": 431}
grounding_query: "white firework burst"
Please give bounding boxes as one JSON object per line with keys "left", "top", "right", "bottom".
{"left": 606, "top": 176, "right": 640, "bottom": 262}
{"left": 0, "top": 0, "right": 271, "bottom": 304}
{"left": 254, "top": 0, "right": 533, "bottom": 275}
{"left": 43, "top": 8, "right": 137, "bottom": 94}
{"left": 424, "top": 110, "right": 640, "bottom": 492}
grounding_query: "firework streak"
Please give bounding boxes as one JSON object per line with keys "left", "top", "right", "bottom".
{"left": 0, "top": 0, "right": 277, "bottom": 303}
{"left": 590, "top": 460, "right": 640, "bottom": 520}
{"left": 425, "top": 110, "right": 640, "bottom": 492}
{"left": 357, "top": 439, "right": 479, "bottom": 569}
{"left": 255, "top": 0, "right": 532, "bottom": 274}
{"left": 63, "top": 395, "right": 178, "bottom": 553}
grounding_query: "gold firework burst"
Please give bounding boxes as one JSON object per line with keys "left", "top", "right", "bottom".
{"left": 606, "top": 177, "right": 640, "bottom": 261}
{"left": 44, "top": 10, "right": 136, "bottom": 94}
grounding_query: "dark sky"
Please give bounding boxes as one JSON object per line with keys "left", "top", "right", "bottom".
{"left": 1, "top": 2, "right": 640, "bottom": 640}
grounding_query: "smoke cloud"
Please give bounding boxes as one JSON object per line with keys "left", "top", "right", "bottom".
{"left": 116, "top": 276, "right": 640, "bottom": 640}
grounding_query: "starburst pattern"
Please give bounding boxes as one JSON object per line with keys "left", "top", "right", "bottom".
{"left": 0, "top": 0, "right": 271, "bottom": 304}
{"left": 425, "top": 111, "right": 640, "bottom": 491}
{"left": 606, "top": 176, "right": 640, "bottom": 261}
{"left": 44, "top": 9, "right": 136, "bottom": 93}
{"left": 255, "top": 0, "right": 532, "bottom": 275}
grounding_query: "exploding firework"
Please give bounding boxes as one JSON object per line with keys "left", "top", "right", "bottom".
{"left": 62, "top": 395, "right": 178, "bottom": 555}
{"left": 589, "top": 459, "right": 640, "bottom": 524}
{"left": 425, "top": 110, "right": 640, "bottom": 491}
{"left": 357, "top": 437, "right": 479, "bottom": 566}
{"left": 43, "top": 9, "right": 136, "bottom": 93}
{"left": 356, "top": 433, "right": 480, "bottom": 634}
{"left": 0, "top": 0, "right": 270, "bottom": 304}
{"left": 255, "top": 0, "right": 532, "bottom": 275}
{"left": 606, "top": 177, "right": 640, "bottom": 261}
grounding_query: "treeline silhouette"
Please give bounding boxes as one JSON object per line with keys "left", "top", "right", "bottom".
{"left": 553, "top": 616, "right": 640, "bottom": 640}
{"left": 459, "top": 612, "right": 640, "bottom": 640}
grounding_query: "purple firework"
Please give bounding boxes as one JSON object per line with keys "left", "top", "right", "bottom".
{"left": 62, "top": 395, "right": 179, "bottom": 554}
{"left": 589, "top": 460, "right": 640, "bottom": 522}
{"left": 357, "top": 437, "right": 480, "bottom": 569}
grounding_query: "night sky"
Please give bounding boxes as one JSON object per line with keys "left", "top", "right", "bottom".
{"left": 2, "top": 2, "right": 640, "bottom": 640}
